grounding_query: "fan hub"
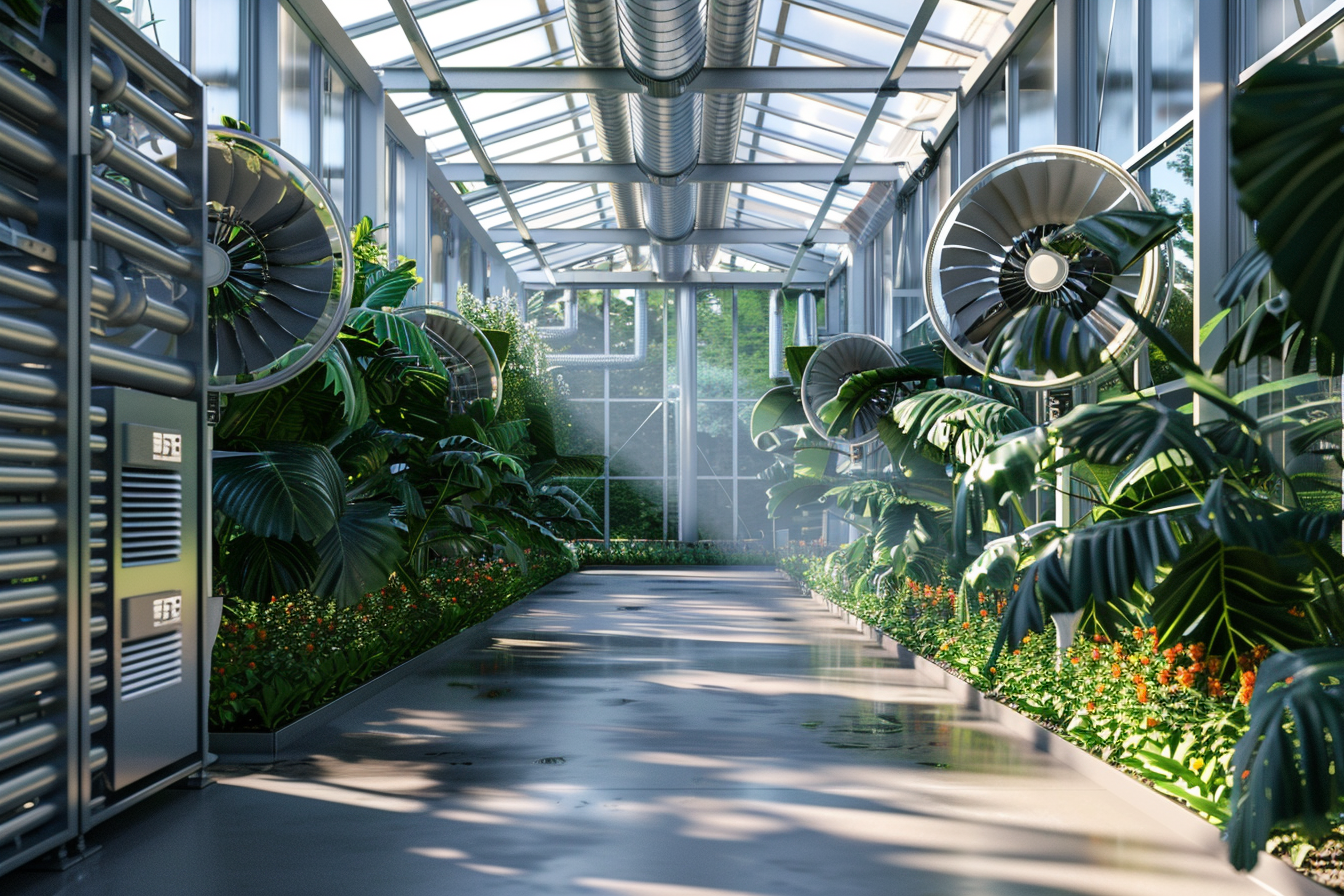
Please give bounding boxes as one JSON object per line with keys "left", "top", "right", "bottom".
{"left": 203, "top": 242, "right": 232, "bottom": 289}
{"left": 1023, "top": 249, "right": 1069, "bottom": 292}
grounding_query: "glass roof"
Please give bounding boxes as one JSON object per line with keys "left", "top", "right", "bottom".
{"left": 320, "top": 0, "right": 1010, "bottom": 275}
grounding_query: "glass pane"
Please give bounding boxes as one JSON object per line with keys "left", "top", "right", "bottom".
{"left": 560, "top": 400, "right": 605, "bottom": 456}
{"left": 321, "top": 60, "right": 347, "bottom": 219}
{"left": 1094, "top": 0, "right": 1136, "bottom": 161}
{"left": 609, "top": 401, "right": 663, "bottom": 477}
{"left": 553, "top": 290, "right": 605, "bottom": 397}
{"left": 1017, "top": 13, "right": 1055, "bottom": 150}
{"left": 278, "top": 8, "right": 313, "bottom": 168}
{"left": 1145, "top": 139, "right": 1194, "bottom": 385}
{"left": 1151, "top": 0, "right": 1194, "bottom": 137}
{"left": 196, "top": 0, "right": 240, "bottom": 124}
{"left": 735, "top": 289, "right": 774, "bottom": 400}
{"left": 736, "top": 403, "right": 775, "bottom": 478}
{"left": 609, "top": 480, "right": 664, "bottom": 540}
{"left": 697, "top": 478, "right": 735, "bottom": 541}
{"left": 696, "top": 401, "right": 734, "bottom": 478}
{"left": 429, "top": 190, "right": 452, "bottom": 307}
{"left": 1255, "top": 0, "right": 1338, "bottom": 58}
{"left": 611, "top": 291, "right": 664, "bottom": 398}
{"left": 737, "top": 479, "right": 771, "bottom": 544}
{"left": 124, "top": 0, "right": 179, "bottom": 58}
{"left": 697, "top": 289, "right": 733, "bottom": 398}
{"left": 987, "top": 76, "right": 1008, "bottom": 161}
{"left": 565, "top": 478, "right": 605, "bottom": 542}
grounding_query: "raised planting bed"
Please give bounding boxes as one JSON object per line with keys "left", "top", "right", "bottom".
{"left": 805, "top": 585, "right": 1335, "bottom": 896}
{"left": 208, "top": 555, "right": 572, "bottom": 759}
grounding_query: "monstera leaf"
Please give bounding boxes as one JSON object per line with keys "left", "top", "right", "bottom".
{"left": 220, "top": 534, "right": 319, "bottom": 604}
{"left": 1230, "top": 62, "right": 1344, "bottom": 350}
{"left": 1228, "top": 648, "right": 1344, "bottom": 870}
{"left": 312, "top": 502, "right": 406, "bottom": 607}
{"left": 346, "top": 307, "right": 451, "bottom": 379}
{"left": 214, "top": 442, "right": 346, "bottom": 542}
{"left": 1049, "top": 209, "right": 1181, "bottom": 274}
{"left": 816, "top": 365, "right": 937, "bottom": 440}
{"left": 750, "top": 385, "right": 806, "bottom": 449}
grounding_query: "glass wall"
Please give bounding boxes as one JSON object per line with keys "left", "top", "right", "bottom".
{"left": 278, "top": 7, "right": 313, "bottom": 167}
{"left": 195, "top": 0, "right": 241, "bottom": 125}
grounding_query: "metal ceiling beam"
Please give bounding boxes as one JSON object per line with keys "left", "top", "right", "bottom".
{"left": 435, "top": 161, "right": 901, "bottom": 182}
{"left": 432, "top": 105, "right": 591, "bottom": 157}
{"left": 487, "top": 227, "right": 850, "bottom": 245}
{"left": 385, "top": 0, "right": 556, "bottom": 285}
{"left": 519, "top": 271, "right": 828, "bottom": 286}
{"left": 381, "top": 8, "right": 568, "bottom": 70}
{"left": 398, "top": 48, "right": 575, "bottom": 117}
{"left": 348, "top": 0, "right": 473, "bottom": 38}
{"left": 379, "top": 65, "right": 965, "bottom": 94}
{"left": 782, "top": 0, "right": 940, "bottom": 286}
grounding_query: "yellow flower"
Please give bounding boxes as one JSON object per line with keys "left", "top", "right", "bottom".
{"left": 1190, "top": 757, "right": 1205, "bottom": 772}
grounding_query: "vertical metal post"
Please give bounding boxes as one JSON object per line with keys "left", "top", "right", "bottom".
{"left": 1006, "top": 58, "right": 1020, "bottom": 154}
{"left": 1192, "top": 0, "right": 1230, "bottom": 422}
{"left": 252, "top": 0, "right": 280, "bottom": 140}
{"left": 676, "top": 285, "right": 697, "bottom": 543}
{"left": 1055, "top": 0, "right": 1080, "bottom": 147}
{"left": 956, "top": 91, "right": 977, "bottom": 186}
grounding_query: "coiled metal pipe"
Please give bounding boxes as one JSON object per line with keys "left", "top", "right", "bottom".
{"left": 548, "top": 291, "right": 648, "bottom": 369}
{"left": 616, "top": 0, "right": 707, "bottom": 279}
{"left": 695, "top": 0, "right": 762, "bottom": 270}
{"left": 565, "top": 0, "right": 645, "bottom": 267}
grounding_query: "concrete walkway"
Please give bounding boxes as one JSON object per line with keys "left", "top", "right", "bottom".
{"left": 8, "top": 567, "right": 1284, "bottom": 896}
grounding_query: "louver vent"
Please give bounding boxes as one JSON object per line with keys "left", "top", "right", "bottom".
{"left": 119, "top": 631, "right": 183, "bottom": 700}
{"left": 120, "top": 469, "right": 182, "bottom": 566}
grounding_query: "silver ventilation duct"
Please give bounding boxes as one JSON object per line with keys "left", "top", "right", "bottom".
{"left": 548, "top": 291, "right": 649, "bottom": 368}
{"left": 767, "top": 289, "right": 786, "bottom": 380}
{"left": 694, "top": 0, "right": 762, "bottom": 271}
{"left": 565, "top": 0, "right": 646, "bottom": 268}
{"left": 616, "top": 0, "right": 707, "bottom": 279}
{"left": 537, "top": 291, "right": 580, "bottom": 341}
{"left": 795, "top": 289, "right": 818, "bottom": 346}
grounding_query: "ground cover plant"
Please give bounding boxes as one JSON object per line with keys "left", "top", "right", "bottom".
{"left": 210, "top": 553, "right": 571, "bottom": 731}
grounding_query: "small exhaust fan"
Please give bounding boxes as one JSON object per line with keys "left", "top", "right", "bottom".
{"left": 924, "top": 146, "right": 1169, "bottom": 388}
{"left": 395, "top": 306, "right": 503, "bottom": 414}
{"left": 205, "top": 127, "right": 352, "bottom": 393}
{"left": 800, "top": 333, "right": 904, "bottom": 446}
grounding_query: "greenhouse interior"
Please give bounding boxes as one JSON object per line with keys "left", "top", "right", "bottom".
{"left": 1, "top": 0, "right": 1344, "bottom": 893}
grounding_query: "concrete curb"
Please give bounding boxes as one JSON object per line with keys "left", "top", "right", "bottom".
{"left": 806, "top": 587, "right": 1335, "bottom": 896}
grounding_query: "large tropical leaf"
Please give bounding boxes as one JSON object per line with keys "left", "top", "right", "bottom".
{"left": 1060, "top": 511, "right": 1189, "bottom": 609}
{"left": 784, "top": 345, "right": 817, "bottom": 387}
{"left": 826, "top": 479, "right": 909, "bottom": 518}
{"left": 1214, "top": 245, "right": 1274, "bottom": 311}
{"left": 750, "top": 385, "right": 806, "bottom": 448}
{"left": 766, "top": 476, "right": 831, "bottom": 517}
{"left": 986, "top": 546, "right": 1070, "bottom": 672}
{"left": 816, "top": 365, "right": 938, "bottom": 440}
{"left": 220, "top": 534, "right": 318, "bottom": 604}
{"left": 985, "top": 304, "right": 1111, "bottom": 383}
{"left": 346, "top": 308, "right": 452, "bottom": 379}
{"left": 953, "top": 426, "right": 1051, "bottom": 556}
{"left": 358, "top": 259, "right": 420, "bottom": 309}
{"left": 1230, "top": 62, "right": 1344, "bottom": 350}
{"left": 1198, "top": 476, "right": 1343, "bottom": 552}
{"left": 1051, "top": 398, "right": 1221, "bottom": 476}
{"left": 213, "top": 443, "right": 346, "bottom": 542}
{"left": 1149, "top": 537, "right": 1315, "bottom": 672}
{"left": 888, "top": 388, "right": 1033, "bottom": 468}
{"left": 312, "top": 501, "right": 406, "bottom": 607}
{"left": 480, "top": 329, "right": 511, "bottom": 369}
{"left": 1050, "top": 209, "right": 1181, "bottom": 274}
{"left": 1227, "top": 648, "right": 1344, "bottom": 870}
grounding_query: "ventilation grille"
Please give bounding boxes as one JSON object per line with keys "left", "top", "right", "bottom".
{"left": 119, "top": 631, "right": 182, "bottom": 700}
{"left": 120, "top": 469, "right": 182, "bottom": 566}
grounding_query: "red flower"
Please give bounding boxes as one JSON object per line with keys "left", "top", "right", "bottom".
{"left": 1136, "top": 684, "right": 1149, "bottom": 704}
{"left": 1189, "top": 642, "right": 1206, "bottom": 662}
{"left": 1157, "top": 669, "right": 1171, "bottom": 685}
{"left": 1177, "top": 668, "right": 1196, "bottom": 688}
{"left": 1091, "top": 648, "right": 1102, "bottom": 661}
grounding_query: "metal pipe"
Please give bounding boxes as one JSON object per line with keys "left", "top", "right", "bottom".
{"left": 0, "top": 369, "right": 60, "bottom": 406}
{"left": 768, "top": 289, "right": 786, "bottom": 380}
{"left": 0, "top": 64, "right": 58, "bottom": 124}
{"left": 0, "top": 622, "right": 60, "bottom": 664}
{"left": 0, "top": 264, "right": 58, "bottom": 307}
{"left": 0, "top": 584, "right": 58, "bottom": 619}
{"left": 90, "top": 16, "right": 192, "bottom": 110}
{"left": 0, "top": 183, "right": 37, "bottom": 227}
{"left": 537, "top": 290, "right": 580, "bottom": 341}
{"left": 795, "top": 289, "right": 818, "bottom": 345}
{"left": 565, "top": 0, "right": 646, "bottom": 268}
{"left": 548, "top": 291, "right": 648, "bottom": 368}
{"left": 0, "top": 762, "right": 60, "bottom": 815}
{"left": 0, "top": 722, "right": 59, "bottom": 775}
{"left": 91, "top": 177, "right": 193, "bottom": 246}
{"left": 617, "top": 0, "right": 707, "bottom": 279}
{"left": 89, "top": 128, "right": 194, "bottom": 207}
{"left": 91, "top": 213, "right": 196, "bottom": 279}
{"left": 0, "top": 436, "right": 58, "bottom": 462}
{"left": 676, "top": 285, "right": 697, "bottom": 541}
{"left": 91, "top": 53, "right": 195, "bottom": 148}
{"left": 0, "top": 314, "right": 59, "bottom": 357}
{"left": 695, "top": 0, "right": 763, "bottom": 269}
{"left": 0, "top": 118, "right": 57, "bottom": 173}
{"left": 89, "top": 342, "right": 197, "bottom": 396}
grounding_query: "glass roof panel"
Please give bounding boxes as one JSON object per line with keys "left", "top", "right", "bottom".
{"left": 323, "top": 0, "right": 1007, "bottom": 273}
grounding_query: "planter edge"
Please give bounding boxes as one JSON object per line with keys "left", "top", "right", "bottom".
{"left": 806, "top": 587, "right": 1335, "bottom": 896}
{"left": 211, "top": 576, "right": 570, "bottom": 762}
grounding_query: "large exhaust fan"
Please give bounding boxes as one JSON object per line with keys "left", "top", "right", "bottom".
{"left": 924, "top": 146, "right": 1169, "bottom": 388}
{"left": 396, "top": 306, "right": 504, "bottom": 413}
{"left": 800, "top": 334, "right": 903, "bottom": 446}
{"left": 204, "top": 127, "right": 352, "bottom": 393}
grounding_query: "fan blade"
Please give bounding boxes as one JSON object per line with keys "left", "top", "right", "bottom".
{"left": 238, "top": 163, "right": 290, "bottom": 228}
{"left": 262, "top": 278, "right": 334, "bottom": 321}
{"left": 251, "top": 184, "right": 311, "bottom": 235}
{"left": 230, "top": 314, "right": 281, "bottom": 374}
{"left": 255, "top": 296, "right": 319, "bottom": 339}
{"left": 214, "top": 321, "right": 247, "bottom": 378}
{"left": 207, "top": 143, "right": 234, "bottom": 208}
{"left": 224, "top": 148, "right": 262, "bottom": 212}
{"left": 245, "top": 304, "right": 305, "bottom": 359}
{"left": 269, "top": 260, "right": 335, "bottom": 294}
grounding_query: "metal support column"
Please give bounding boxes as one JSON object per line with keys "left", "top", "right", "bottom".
{"left": 1192, "top": 0, "right": 1230, "bottom": 422}
{"left": 676, "top": 286, "right": 698, "bottom": 543}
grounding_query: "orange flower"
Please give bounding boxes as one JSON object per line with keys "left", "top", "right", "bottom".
{"left": 1252, "top": 644, "right": 1271, "bottom": 662}
{"left": 962, "top": 621, "right": 971, "bottom": 629}
{"left": 1156, "top": 669, "right": 1171, "bottom": 685}
{"left": 1136, "top": 684, "right": 1149, "bottom": 704}
{"left": 1177, "top": 668, "right": 1196, "bottom": 688}
{"left": 1070, "top": 656, "right": 1080, "bottom": 664}
{"left": 306, "top": 643, "right": 315, "bottom": 652}
{"left": 1207, "top": 679, "right": 1225, "bottom": 698}
{"left": 1145, "top": 717, "right": 1159, "bottom": 728}
{"left": 1086, "top": 701, "right": 1096, "bottom": 712}
{"left": 1139, "top": 656, "right": 1151, "bottom": 666}
{"left": 1091, "top": 648, "right": 1102, "bottom": 661}
{"left": 980, "top": 609, "right": 989, "bottom": 617}
{"left": 1189, "top": 642, "right": 1206, "bottom": 661}
{"left": 1111, "top": 663, "right": 1122, "bottom": 678}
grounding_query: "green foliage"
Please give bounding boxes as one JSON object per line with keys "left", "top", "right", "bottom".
{"left": 576, "top": 541, "right": 782, "bottom": 566}
{"left": 1048, "top": 209, "right": 1182, "bottom": 274}
{"left": 209, "top": 554, "right": 571, "bottom": 731}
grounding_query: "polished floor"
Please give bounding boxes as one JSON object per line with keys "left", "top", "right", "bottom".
{"left": 9, "top": 567, "right": 1276, "bottom": 896}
